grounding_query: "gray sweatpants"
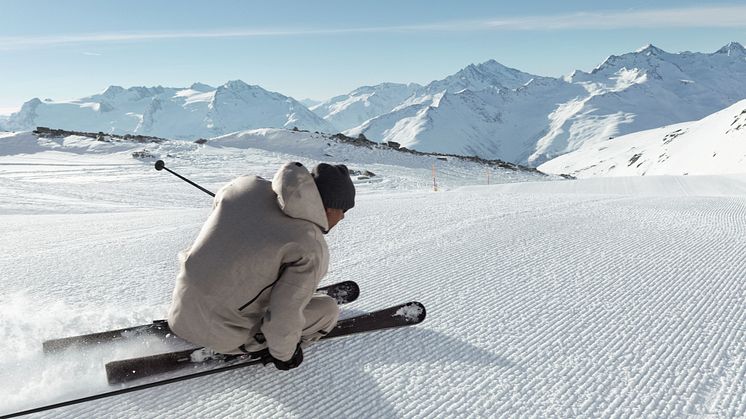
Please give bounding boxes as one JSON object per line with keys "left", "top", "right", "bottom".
{"left": 232, "top": 293, "right": 339, "bottom": 354}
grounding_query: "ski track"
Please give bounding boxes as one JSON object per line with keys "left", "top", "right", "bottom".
{"left": 343, "top": 193, "right": 746, "bottom": 417}
{"left": 1, "top": 156, "right": 745, "bottom": 416}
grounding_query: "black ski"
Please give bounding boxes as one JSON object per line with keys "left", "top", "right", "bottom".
{"left": 106, "top": 301, "right": 426, "bottom": 384}
{"left": 5, "top": 301, "right": 425, "bottom": 418}
{"left": 42, "top": 280, "right": 360, "bottom": 354}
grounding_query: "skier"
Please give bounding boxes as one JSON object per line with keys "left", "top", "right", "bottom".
{"left": 167, "top": 162, "right": 355, "bottom": 371}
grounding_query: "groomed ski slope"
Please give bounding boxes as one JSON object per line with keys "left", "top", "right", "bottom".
{"left": 1, "top": 131, "right": 745, "bottom": 417}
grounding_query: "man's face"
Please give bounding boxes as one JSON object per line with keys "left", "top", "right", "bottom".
{"left": 325, "top": 208, "right": 345, "bottom": 231}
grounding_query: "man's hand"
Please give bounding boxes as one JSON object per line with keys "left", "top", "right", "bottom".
{"left": 249, "top": 343, "right": 304, "bottom": 371}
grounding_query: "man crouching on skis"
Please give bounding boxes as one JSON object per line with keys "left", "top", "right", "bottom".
{"left": 167, "top": 162, "right": 355, "bottom": 371}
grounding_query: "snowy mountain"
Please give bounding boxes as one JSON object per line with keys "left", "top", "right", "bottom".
{"left": 533, "top": 42, "right": 746, "bottom": 164}
{"left": 5, "top": 43, "right": 746, "bottom": 168}
{"left": 538, "top": 99, "right": 746, "bottom": 177}
{"left": 348, "top": 77, "right": 587, "bottom": 162}
{"left": 299, "top": 98, "right": 322, "bottom": 108}
{"left": 341, "top": 43, "right": 746, "bottom": 166}
{"left": 310, "top": 83, "right": 422, "bottom": 131}
{"left": 312, "top": 60, "right": 537, "bottom": 133}
{"left": 424, "top": 59, "right": 538, "bottom": 93}
{"left": 4, "top": 81, "right": 336, "bottom": 139}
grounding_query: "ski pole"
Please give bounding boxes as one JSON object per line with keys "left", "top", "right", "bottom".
{"left": 1, "top": 358, "right": 264, "bottom": 418}
{"left": 154, "top": 160, "right": 215, "bottom": 197}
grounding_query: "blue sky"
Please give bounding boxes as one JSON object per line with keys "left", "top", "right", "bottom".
{"left": 1, "top": 0, "right": 745, "bottom": 114}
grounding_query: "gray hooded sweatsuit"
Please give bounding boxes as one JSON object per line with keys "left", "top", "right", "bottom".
{"left": 167, "top": 162, "right": 339, "bottom": 361}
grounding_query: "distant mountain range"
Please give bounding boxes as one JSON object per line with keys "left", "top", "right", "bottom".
{"left": 3, "top": 42, "right": 746, "bottom": 167}
{"left": 2, "top": 81, "right": 335, "bottom": 140}
{"left": 538, "top": 99, "right": 746, "bottom": 177}
{"left": 325, "top": 42, "right": 746, "bottom": 166}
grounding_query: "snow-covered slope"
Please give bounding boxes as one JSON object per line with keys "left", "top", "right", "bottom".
{"left": 299, "top": 98, "right": 322, "bottom": 108}
{"left": 0, "top": 128, "right": 544, "bottom": 216}
{"left": 530, "top": 42, "right": 746, "bottom": 165}
{"left": 538, "top": 99, "right": 746, "bottom": 177}
{"left": 4, "top": 81, "right": 336, "bottom": 139}
{"left": 343, "top": 43, "right": 746, "bottom": 165}
{"left": 350, "top": 77, "right": 587, "bottom": 163}
{"left": 1, "top": 131, "right": 744, "bottom": 417}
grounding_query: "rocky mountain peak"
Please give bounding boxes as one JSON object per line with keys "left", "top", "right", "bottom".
{"left": 635, "top": 44, "right": 666, "bottom": 56}
{"left": 715, "top": 41, "right": 746, "bottom": 57}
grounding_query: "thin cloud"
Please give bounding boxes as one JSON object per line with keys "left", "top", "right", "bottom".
{"left": 1, "top": 5, "right": 745, "bottom": 50}
{"left": 484, "top": 6, "right": 746, "bottom": 30}
{"left": 0, "top": 105, "right": 21, "bottom": 115}
{"left": 0, "top": 28, "right": 362, "bottom": 50}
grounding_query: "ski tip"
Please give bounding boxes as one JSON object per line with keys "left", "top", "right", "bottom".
{"left": 105, "top": 360, "right": 133, "bottom": 385}
{"left": 41, "top": 340, "right": 62, "bottom": 354}
{"left": 343, "top": 281, "right": 360, "bottom": 302}
{"left": 339, "top": 280, "right": 359, "bottom": 289}
{"left": 320, "top": 280, "right": 360, "bottom": 305}
{"left": 395, "top": 302, "right": 426, "bottom": 324}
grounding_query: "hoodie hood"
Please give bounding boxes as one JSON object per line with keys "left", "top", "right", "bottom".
{"left": 272, "top": 162, "right": 329, "bottom": 231}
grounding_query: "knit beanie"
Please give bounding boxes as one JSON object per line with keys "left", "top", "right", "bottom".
{"left": 311, "top": 163, "right": 355, "bottom": 211}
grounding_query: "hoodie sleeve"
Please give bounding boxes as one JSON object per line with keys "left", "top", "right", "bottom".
{"left": 261, "top": 240, "right": 329, "bottom": 361}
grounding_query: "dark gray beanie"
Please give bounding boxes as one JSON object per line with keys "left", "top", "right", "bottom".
{"left": 312, "top": 163, "right": 355, "bottom": 211}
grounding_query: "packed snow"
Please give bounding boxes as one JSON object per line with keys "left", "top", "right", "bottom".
{"left": 1, "top": 129, "right": 745, "bottom": 417}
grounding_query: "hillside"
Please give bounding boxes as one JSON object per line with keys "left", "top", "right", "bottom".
{"left": 0, "top": 127, "right": 544, "bottom": 217}
{"left": 1, "top": 135, "right": 744, "bottom": 417}
{"left": 538, "top": 99, "right": 746, "bottom": 177}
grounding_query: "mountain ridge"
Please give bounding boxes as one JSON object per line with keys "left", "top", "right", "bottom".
{"left": 338, "top": 42, "right": 746, "bottom": 166}
{"left": 4, "top": 42, "right": 745, "bottom": 169}
{"left": 4, "top": 81, "right": 335, "bottom": 139}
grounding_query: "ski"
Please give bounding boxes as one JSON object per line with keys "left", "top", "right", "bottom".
{"left": 5, "top": 301, "right": 424, "bottom": 418}
{"left": 106, "top": 301, "right": 426, "bottom": 384}
{"left": 42, "top": 280, "right": 360, "bottom": 354}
